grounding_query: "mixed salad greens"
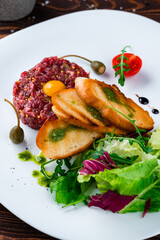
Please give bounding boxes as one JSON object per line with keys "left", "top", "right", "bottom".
{"left": 18, "top": 122, "right": 160, "bottom": 217}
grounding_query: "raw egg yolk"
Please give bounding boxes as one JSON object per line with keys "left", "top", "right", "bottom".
{"left": 43, "top": 80, "right": 66, "bottom": 96}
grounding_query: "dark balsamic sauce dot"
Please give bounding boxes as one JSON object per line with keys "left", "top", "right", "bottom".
{"left": 138, "top": 97, "right": 149, "bottom": 105}
{"left": 152, "top": 109, "right": 159, "bottom": 114}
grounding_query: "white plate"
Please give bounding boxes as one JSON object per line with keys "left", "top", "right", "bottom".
{"left": 0, "top": 10, "right": 160, "bottom": 240}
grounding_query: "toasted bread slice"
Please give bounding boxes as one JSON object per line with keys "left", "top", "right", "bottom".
{"left": 52, "top": 90, "right": 90, "bottom": 125}
{"left": 36, "top": 119, "right": 102, "bottom": 159}
{"left": 52, "top": 105, "right": 68, "bottom": 119}
{"left": 52, "top": 88, "right": 111, "bottom": 129}
{"left": 75, "top": 77, "right": 154, "bottom": 131}
{"left": 52, "top": 105, "right": 129, "bottom": 135}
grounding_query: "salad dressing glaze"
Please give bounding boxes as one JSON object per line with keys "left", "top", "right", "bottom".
{"left": 152, "top": 109, "right": 159, "bottom": 114}
{"left": 136, "top": 95, "right": 159, "bottom": 115}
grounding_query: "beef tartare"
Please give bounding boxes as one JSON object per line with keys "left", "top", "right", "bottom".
{"left": 13, "top": 57, "right": 89, "bottom": 129}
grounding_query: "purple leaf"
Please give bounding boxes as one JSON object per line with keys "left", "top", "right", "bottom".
{"left": 88, "top": 190, "right": 137, "bottom": 213}
{"left": 83, "top": 160, "right": 100, "bottom": 173}
{"left": 79, "top": 151, "right": 117, "bottom": 175}
{"left": 127, "top": 128, "right": 153, "bottom": 138}
{"left": 142, "top": 198, "right": 151, "bottom": 218}
{"left": 104, "top": 151, "right": 117, "bottom": 168}
{"left": 91, "top": 159, "right": 112, "bottom": 170}
{"left": 79, "top": 159, "right": 111, "bottom": 175}
{"left": 79, "top": 167, "right": 93, "bottom": 175}
{"left": 99, "top": 155, "right": 111, "bottom": 168}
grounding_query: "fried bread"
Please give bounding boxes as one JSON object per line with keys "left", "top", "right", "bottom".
{"left": 52, "top": 105, "right": 129, "bottom": 135}
{"left": 75, "top": 77, "right": 154, "bottom": 131}
{"left": 36, "top": 119, "right": 102, "bottom": 159}
{"left": 52, "top": 88, "right": 128, "bottom": 135}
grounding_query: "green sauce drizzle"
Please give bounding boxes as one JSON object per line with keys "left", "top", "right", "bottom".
{"left": 86, "top": 105, "right": 103, "bottom": 121}
{"left": 18, "top": 150, "right": 47, "bottom": 165}
{"left": 103, "top": 87, "right": 135, "bottom": 118}
{"left": 48, "top": 125, "right": 82, "bottom": 142}
{"left": 103, "top": 87, "right": 119, "bottom": 103}
{"left": 48, "top": 128, "right": 66, "bottom": 142}
{"left": 32, "top": 170, "right": 51, "bottom": 187}
{"left": 32, "top": 170, "right": 40, "bottom": 177}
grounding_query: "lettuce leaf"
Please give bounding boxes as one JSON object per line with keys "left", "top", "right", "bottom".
{"left": 88, "top": 161, "right": 160, "bottom": 214}
{"left": 103, "top": 139, "right": 142, "bottom": 157}
{"left": 120, "top": 166, "right": 160, "bottom": 213}
{"left": 148, "top": 126, "right": 160, "bottom": 160}
{"left": 148, "top": 126, "right": 160, "bottom": 150}
{"left": 94, "top": 158, "right": 158, "bottom": 195}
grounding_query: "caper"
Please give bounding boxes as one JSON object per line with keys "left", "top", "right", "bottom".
{"left": 91, "top": 61, "right": 106, "bottom": 75}
{"left": 9, "top": 126, "right": 24, "bottom": 144}
{"left": 60, "top": 54, "right": 106, "bottom": 75}
{"left": 4, "top": 99, "right": 24, "bottom": 144}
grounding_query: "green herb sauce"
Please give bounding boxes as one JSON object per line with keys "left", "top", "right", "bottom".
{"left": 86, "top": 105, "right": 103, "bottom": 121}
{"left": 48, "top": 125, "right": 82, "bottom": 142}
{"left": 103, "top": 87, "right": 135, "bottom": 118}
{"left": 18, "top": 150, "right": 47, "bottom": 165}
{"left": 48, "top": 128, "right": 66, "bottom": 142}
{"left": 103, "top": 87, "right": 120, "bottom": 103}
{"left": 32, "top": 170, "right": 51, "bottom": 187}
{"left": 123, "top": 103, "right": 135, "bottom": 119}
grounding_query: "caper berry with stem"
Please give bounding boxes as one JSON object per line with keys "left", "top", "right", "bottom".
{"left": 60, "top": 54, "right": 106, "bottom": 75}
{"left": 4, "top": 99, "right": 24, "bottom": 144}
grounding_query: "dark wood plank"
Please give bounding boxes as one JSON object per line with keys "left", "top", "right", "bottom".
{"left": 0, "top": 0, "right": 160, "bottom": 38}
{"left": 0, "top": 204, "right": 58, "bottom": 239}
{"left": 0, "top": 0, "right": 160, "bottom": 239}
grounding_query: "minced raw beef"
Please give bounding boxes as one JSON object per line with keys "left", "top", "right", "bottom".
{"left": 13, "top": 56, "right": 89, "bottom": 129}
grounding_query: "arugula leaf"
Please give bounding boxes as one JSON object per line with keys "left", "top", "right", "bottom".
{"left": 40, "top": 159, "right": 57, "bottom": 179}
{"left": 71, "top": 151, "right": 88, "bottom": 170}
{"left": 64, "top": 157, "right": 72, "bottom": 169}
{"left": 113, "top": 46, "right": 131, "bottom": 86}
{"left": 109, "top": 153, "right": 138, "bottom": 166}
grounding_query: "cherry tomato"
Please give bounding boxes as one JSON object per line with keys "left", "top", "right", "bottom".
{"left": 112, "top": 53, "right": 142, "bottom": 77}
{"left": 43, "top": 80, "right": 66, "bottom": 97}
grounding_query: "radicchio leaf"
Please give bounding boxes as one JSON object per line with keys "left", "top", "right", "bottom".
{"left": 99, "top": 151, "right": 117, "bottom": 168}
{"left": 142, "top": 198, "right": 151, "bottom": 218}
{"left": 79, "top": 159, "right": 111, "bottom": 175}
{"left": 88, "top": 190, "right": 137, "bottom": 213}
{"left": 79, "top": 151, "right": 117, "bottom": 175}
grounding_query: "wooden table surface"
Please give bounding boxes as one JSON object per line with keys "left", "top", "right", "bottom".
{"left": 0, "top": 0, "right": 160, "bottom": 239}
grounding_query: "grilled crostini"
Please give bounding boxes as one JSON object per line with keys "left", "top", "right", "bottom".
{"left": 36, "top": 119, "right": 103, "bottom": 159}
{"left": 75, "top": 77, "right": 154, "bottom": 131}
{"left": 52, "top": 89, "right": 129, "bottom": 135}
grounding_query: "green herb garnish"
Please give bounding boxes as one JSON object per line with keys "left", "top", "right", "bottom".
{"left": 113, "top": 46, "right": 131, "bottom": 86}
{"left": 104, "top": 106, "right": 152, "bottom": 153}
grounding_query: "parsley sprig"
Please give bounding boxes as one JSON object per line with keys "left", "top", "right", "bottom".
{"left": 113, "top": 46, "right": 131, "bottom": 86}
